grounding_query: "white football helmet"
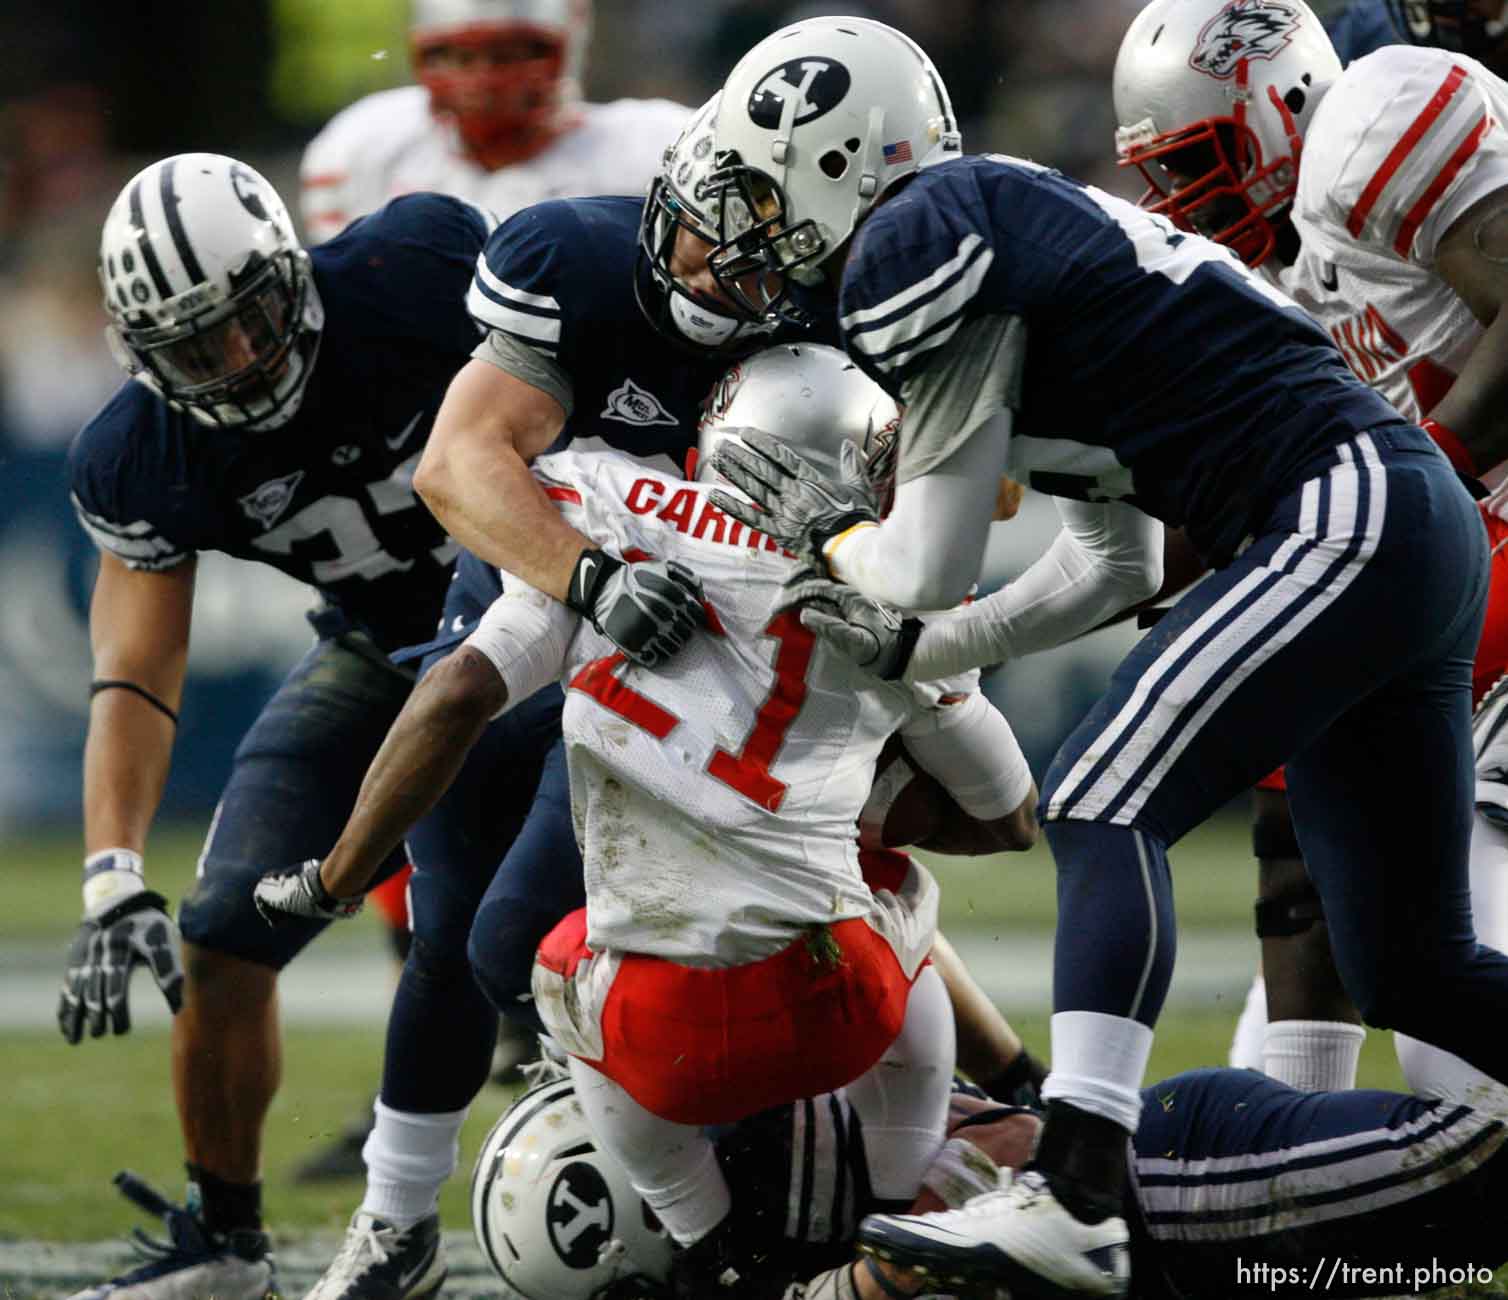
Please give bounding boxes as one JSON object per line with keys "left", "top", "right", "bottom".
{"left": 699, "top": 17, "right": 960, "bottom": 322}
{"left": 696, "top": 343, "right": 900, "bottom": 512}
{"left": 98, "top": 153, "right": 323, "bottom": 430}
{"left": 637, "top": 93, "right": 780, "bottom": 354}
{"left": 1113, "top": 0, "right": 1342, "bottom": 267}
{"left": 471, "top": 1078, "right": 672, "bottom": 1300}
{"left": 411, "top": 0, "right": 591, "bottom": 168}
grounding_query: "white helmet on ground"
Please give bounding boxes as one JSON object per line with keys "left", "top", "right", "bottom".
{"left": 471, "top": 1078, "right": 672, "bottom": 1299}
{"left": 698, "top": 17, "right": 960, "bottom": 322}
{"left": 1112, "top": 0, "right": 1342, "bottom": 267}
{"left": 410, "top": 0, "right": 591, "bottom": 168}
{"left": 98, "top": 153, "right": 322, "bottom": 430}
{"left": 696, "top": 343, "right": 900, "bottom": 511}
{"left": 636, "top": 93, "right": 780, "bottom": 354}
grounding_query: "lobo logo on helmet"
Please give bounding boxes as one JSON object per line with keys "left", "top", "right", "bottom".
{"left": 546, "top": 1161, "right": 614, "bottom": 1268}
{"left": 1189, "top": 0, "right": 1302, "bottom": 80}
{"left": 748, "top": 58, "right": 852, "bottom": 129}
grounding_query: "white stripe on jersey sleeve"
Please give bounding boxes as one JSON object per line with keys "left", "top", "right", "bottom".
{"left": 473, "top": 253, "right": 560, "bottom": 311}
{"left": 466, "top": 282, "right": 563, "bottom": 347}
{"left": 842, "top": 238, "right": 994, "bottom": 375}
{"left": 74, "top": 515, "right": 187, "bottom": 568}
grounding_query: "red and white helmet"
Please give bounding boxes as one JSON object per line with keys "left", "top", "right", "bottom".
{"left": 411, "top": 0, "right": 591, "bottom": 169}
{"left": 1113, "top": 0, "right": 1343, "bottom": 266}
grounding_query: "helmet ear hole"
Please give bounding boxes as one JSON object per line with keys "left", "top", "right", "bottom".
{"left": 844, "top": 137, "right": 861, "bottom": 152}
{"left": 819, "top": 150, "right": 849, "bottom": 180}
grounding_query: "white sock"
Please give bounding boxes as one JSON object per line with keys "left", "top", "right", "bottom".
{"left": 1468, "top": 811, "right": 1508, "bottom": 951}
{"left": 1229, "top": 973, "right": 1267, "bottom": 1070}
{"left": 1263, "top": 1020, "right": 1364, "bottom": 1092}
{"left": 359, "top": 1100, "right": 468, "bottom": 1228}
{"left": 567, "top": 1057, "right": 730, "bottom": 1245}
{"left": 844, "top": 965, "right": 956, "bottom": 1201}
{"left": 1040, "top": 1011, "right": 1153, "bottom": 1132}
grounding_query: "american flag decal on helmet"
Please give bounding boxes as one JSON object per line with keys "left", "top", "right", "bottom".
{"left": 882, "top": 140, "right": 913, "bottom": 165}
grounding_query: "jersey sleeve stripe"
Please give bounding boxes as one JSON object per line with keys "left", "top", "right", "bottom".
{"left": 474, "top": 253, "right": 561, "bottom": 311}
{"left": 73, "top": 515, "right": 185, "bottom": 566}
{"left": 843, "top": 245, "right": 994, "bottom": 375}
{"left": 840, "top": 233, "right": 989, "bottom": 330}
{"left": 1392, "top": 112, "right": 1492, "bottom": 257}
{"left": 301, "top": 172, "right": 347, "bottom": 189}
{"left": 543, "top": 485, "right": 583, "bottom": 504}
{"left": 1346, "top": 63, "right": 1468, "bottom": 240}
{"left": 466, "top": 283, "right": 563, "bottom": 347}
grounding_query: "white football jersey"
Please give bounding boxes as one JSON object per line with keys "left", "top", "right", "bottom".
{"left": 466, "top": 448, "right": 993, "bottom": 965}
{"left": 300, "top": 85, "right": 689, "bottom": 243}
{"left": 1281, "top": 47, "right": 1508, "bottom": 441}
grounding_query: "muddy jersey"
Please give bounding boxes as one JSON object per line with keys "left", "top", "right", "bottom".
{"left": 468, "top": 447, "right": 987, "bottom": 964}
{"left": 300, "top": 85, "right": 689, "bottom": 243}
{"left": 69, "top": 193, "right": 488, "bottom": 652}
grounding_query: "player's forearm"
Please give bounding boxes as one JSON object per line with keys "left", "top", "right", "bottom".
{"left": 1428, "top": 310, "right": 1508, "bottom": 475}
{"left": 82, "top": 694, "right": 177, "bottom": 855}
{"left": 416, "top": 433, "right": 589, "bottom": 601}
{"left": 320, "top": 648, "right": 505, "bottom": 898}
{"left": 825, "top": 436, "right": 1003, "bottom": 610}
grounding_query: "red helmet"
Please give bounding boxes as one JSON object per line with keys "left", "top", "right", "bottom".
{"left": 410, "top": 0, "right": 590, "bottom": 169}
{"left": 1112, "top": 0, "right": 1342, "bottom": 267}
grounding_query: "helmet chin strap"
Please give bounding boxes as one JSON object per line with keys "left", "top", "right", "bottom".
{"left": 669, "top": 292, "right": 752, "bottom": 349}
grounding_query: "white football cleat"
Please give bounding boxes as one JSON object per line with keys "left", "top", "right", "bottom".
{"left": 856, "top": 1170, "right": 1130, "bottom": 1297}
{"left": 304, "top": 1211, "right": 446, "bottom": 1300}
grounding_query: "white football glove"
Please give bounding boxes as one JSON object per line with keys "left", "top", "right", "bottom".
{"left": 781, "top": 572, "right": 922, "bottom": 681}
{"left": 254, "top": 860, "right": 365, "bottom": 926}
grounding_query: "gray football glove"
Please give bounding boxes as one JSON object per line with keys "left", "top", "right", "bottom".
{"left": 254, "top": 859, "right": 365, "bottom": 926}
{"left": 566, "top": 551, "right": 707, "bottom": 668}
{"left": 709, "top": 431, "right": 879, "bottom": 574}
{"left": 781, "top": 573, "right": 922, "bottom": 682}
{"left": 58, "top": 884, "right": 184, "bottom": 1044}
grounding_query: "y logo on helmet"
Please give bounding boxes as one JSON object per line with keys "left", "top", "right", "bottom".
{"left": 1189, "top": 0, "right": 1302, "bottom": 80}
{"left": 229, "top": 163, "right": 272, "bottom": 222}
{"left": 547, "top": 1161, "right": 614, "bottom": 1268}
{"left": 748, "top": 58, "right": 852, "bottom": 129}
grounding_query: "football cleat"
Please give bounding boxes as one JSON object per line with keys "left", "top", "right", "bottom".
{"left": 856, "top": 1170, "right": 1130, "bottom": 1298}
{"left": 66, "top": 1171, "right": 275, "bottom": 1300}
{"left": 305, "top": 1211, "right": 446, "bottom": 1300}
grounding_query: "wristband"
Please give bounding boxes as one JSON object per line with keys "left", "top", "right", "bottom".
{"left": 1421, "top": 416, "right": 1478, "bottom": 477}
{"left": 817, "top": 519, "right": 879, "bottom": 577}
{"left": 82, "top": 848, "right": 146, "bottom": 912}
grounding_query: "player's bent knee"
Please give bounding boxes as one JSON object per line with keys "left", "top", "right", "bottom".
{"left": 468, "top": 900, "right": 555, "bottom": 1020}
{"left": 179, "top": 875, "right": 324, "bottom": 971}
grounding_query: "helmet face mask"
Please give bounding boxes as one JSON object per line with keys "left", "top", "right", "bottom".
{"left": 99, "top": 153, "right": 323, "bottom": 431}
{"left": 636, "top": 94, "right": 783, "bottom": 354}
{"left": 410, "top": 0, "right": 590, "bottom": 168}
{"left": 1112, "top": 0, "right": 1343, "bottom": 269}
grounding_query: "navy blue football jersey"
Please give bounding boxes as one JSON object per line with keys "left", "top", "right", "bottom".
{"left": 465, "top": 195, "right": 835, "bottom": 466}
{"left": 1326, "top": 0, "right": 1399, "bottom": 65}
{"left": 70, "top": 193, "right": 489, "bottom": 652}
{"left": 839, "top": 156, "right": 1406, "bottom": 563}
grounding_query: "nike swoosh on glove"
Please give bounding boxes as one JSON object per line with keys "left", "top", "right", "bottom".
{"left": 781, "top": 571, "right": 922, "bottom": 681}
{"left": 567, "top": 551, "right": 707, "bottom": 669}
{"left": 58, "top": 890, "right": 185, "bottom": 1043}
{"left": 254, "top": 859, "right": 365, "bottom": 926}
{"left": 709, "top": 430, "right": 879, "bottom": 574}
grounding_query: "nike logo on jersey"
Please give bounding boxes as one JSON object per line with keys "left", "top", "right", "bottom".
{"left": 239, "top": 470, "right": 305, "bottom": 530}
{"left": 600, "top": 378, "right": 678, "bottom": 428}
{"left": 386, "top": 410, "right": 425, "bottom": 452}
{"left": 1320, "top": 262, "right": 1339, "bottom": 292}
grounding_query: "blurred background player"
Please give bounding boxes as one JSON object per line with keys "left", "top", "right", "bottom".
{"left": 291, "top": 0, "right": 693, "bottom": 1184}
{"left": 1113, "top": 0, "right": 1508, "bottom": 1106}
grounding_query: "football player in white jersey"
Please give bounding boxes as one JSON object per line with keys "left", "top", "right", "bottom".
{"left": 300, "top": 0, "right": 690, "bottom": 244}
{"left": 257, "top": 343, "right": 1040, "bottom": 1296}
{"left": 1114, "top": 0, "right": 1508, "bottom": 1108}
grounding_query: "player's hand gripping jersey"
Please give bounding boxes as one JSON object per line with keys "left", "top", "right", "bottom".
{"left": 69, "top": 194, "right": 489, "bottom": 651}
{"left": 301, "top": 85, "right": 689, "bottom": 243}
{"left": 464, "top": 447, "right": 1020, "bottom": 965}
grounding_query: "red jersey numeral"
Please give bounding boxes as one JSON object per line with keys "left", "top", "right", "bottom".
{"left": 568, "top": 653, "right": 678, "bottom": 738}
{"left": 707, "top": 611, "right": 816, "bottom": 812}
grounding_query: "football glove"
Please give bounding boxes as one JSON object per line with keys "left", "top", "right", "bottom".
{"left": 781, "top": 572, "right": 922, "bottom": 682}
{"left": 253, "top": 859, "right": 365, "bottom": 926}
{"left": 58, "top": 867, "right": 184, "bottom": 1044}
{"left": 709, "top": 430, "right": 879, "bottom": 574}
{"left": 566, "top": 550, "right": 707, "bottom": 669}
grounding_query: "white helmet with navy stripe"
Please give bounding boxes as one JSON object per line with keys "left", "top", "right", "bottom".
{"left": 471, "top": 1077, "right": 672, "bottom": 1299}
{"left": 700, "top": 17, "right": 960, "bottom": 323}
{"left": 98, "top": 153, "right": 323, "bottom": 430}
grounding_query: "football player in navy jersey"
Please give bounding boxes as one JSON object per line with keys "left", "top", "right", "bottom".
{"left": 61, "top": 153, "right": 706, "bottom": 1300}
{"left": 692, "top": 17, "right": 1508, "bottom": 1296}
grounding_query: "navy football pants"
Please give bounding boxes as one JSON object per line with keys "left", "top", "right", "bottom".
{"left": 1040, "top": 429, "right": 1508, "bottom": 1081}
